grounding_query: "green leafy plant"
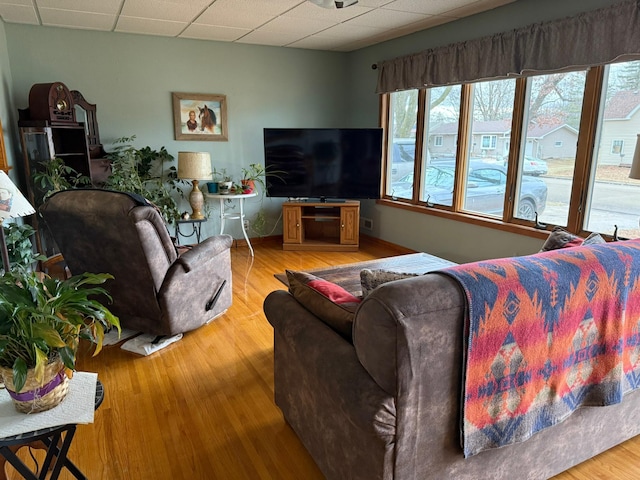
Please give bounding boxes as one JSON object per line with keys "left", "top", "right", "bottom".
{"left": 105, "top": 136, "right": 186, "bottom": 224}
{"left": 32, "top": 157, "right": 91, "bottom": 200}
{"left": 240, "top": 163, "right": 286, "bottom": 193}
{"left": 2, "top": 223, "right": 46, "bottom": 272}
{"left": 0, "top": 270, "right": 120, "bottom": 392}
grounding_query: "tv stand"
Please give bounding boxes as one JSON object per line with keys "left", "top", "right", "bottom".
{"left": 282, "top": 200, "right": 360, "bottom": 251}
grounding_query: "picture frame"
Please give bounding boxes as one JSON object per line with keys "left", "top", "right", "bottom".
{"left": 0, "top": 119, "right": 8, "bottom": 173}
{"left": 172, "top": 92, "right": 228, "bottom": 141}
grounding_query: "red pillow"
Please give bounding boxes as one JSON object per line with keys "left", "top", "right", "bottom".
{"left": 286, "top": 270, "right": 361, "bottom": 341}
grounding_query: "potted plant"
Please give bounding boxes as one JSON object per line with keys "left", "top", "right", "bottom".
{"left": 241, "top": 163, "right": 285, "bottom": 195}
{"left": 218, "top": 172, "right": 233, "bottom": 195}
{"left": 0, "top": 270, "right": 120, "bottom": 413}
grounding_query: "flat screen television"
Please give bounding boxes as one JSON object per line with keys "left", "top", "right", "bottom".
{"left": 263, "top": 128, "right": 383, "bottom": 201}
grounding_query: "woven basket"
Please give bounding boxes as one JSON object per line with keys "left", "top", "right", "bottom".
{"left": 0, "top": 357, "right": 69, "bottom": 413}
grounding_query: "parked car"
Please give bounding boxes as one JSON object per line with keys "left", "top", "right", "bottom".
{"left": 391, "top": 161, "right": 547, "bottom": 220}
{"left": 390, "top": 138, "right": 416, "bottom": 182}
{"left": 522, "top": 156, "right": 548, "bottom": 176}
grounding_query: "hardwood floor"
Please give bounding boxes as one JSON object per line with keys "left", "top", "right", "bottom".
{"left": 4, "top": 237, "right": 640, "bottom": 479}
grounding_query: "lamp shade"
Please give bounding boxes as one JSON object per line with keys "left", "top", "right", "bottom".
{"left": 177, "top": 152, "right": 212, "bottom": 180}
{"left": 629, "top": 134, "right": 640, "bottom": 180}
{"left": 0, "top": 170, "right": 35, "bottom": 221}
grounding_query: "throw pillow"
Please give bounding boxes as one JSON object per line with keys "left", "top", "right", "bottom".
{"left": 360, "top": 269, "right": 419, "bottom": 297}
{"left": 540, "top": 227, "right": 583, "bottom": 252}
{"left": 540, "top": 226, "right": 606, "bottom": 252}
{"left": 286, "top": 270, "right": 361, "bottom": 341}
{"left": 582, "top": 232, "right": 607, "bottom": 246}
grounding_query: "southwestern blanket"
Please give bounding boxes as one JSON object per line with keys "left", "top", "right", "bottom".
{"left": 440, "top": 239, "right": 640, "bottom": 457}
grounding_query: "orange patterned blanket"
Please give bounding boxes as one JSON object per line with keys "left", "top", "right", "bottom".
{"left": 440, "top": 240, "right": 640, "bottom": 457}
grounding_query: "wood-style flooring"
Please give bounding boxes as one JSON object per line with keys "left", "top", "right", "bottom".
{"left": 3, "top": 237, "right": 640, "bottom": 479}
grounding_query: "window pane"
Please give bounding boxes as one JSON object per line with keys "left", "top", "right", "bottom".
{"left": 517, "top": 71, "right": 586, "bottom": 223}
{"left": 387, "top": 90, "right": 418, "bottom": 199}
{"left": 586, "top": 60, "right": 640, "bottom": 238}
{"left": 422, "top": 85, "right": 461, "bottom": 205}
{"left": 463, "top": 79, "right": 515, "bottom": 217}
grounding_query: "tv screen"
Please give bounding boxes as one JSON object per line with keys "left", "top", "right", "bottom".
{"left": 263, "top": 128, "right": 383, "bottom": 200}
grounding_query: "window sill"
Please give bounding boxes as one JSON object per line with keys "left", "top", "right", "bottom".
{"left": 376, "top": 198, "right": 552, "bottom": 240}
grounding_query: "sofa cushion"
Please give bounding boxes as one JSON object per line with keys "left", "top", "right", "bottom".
{"left": 360, "top": 269, "right": 419, "bottom": 297}
{"left": 286, "top": 270, "right": 361, "bottom": 341}
{"left": 540, "top": 226, "right": 606, "bottom": 252}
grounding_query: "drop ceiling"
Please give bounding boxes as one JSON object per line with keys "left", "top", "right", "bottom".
{"left": 0, "top": 0, "right": 515, "bottom": 52}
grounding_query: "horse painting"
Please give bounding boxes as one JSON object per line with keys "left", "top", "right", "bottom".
{"left": 198, "top": 105, "right": 217, "bottom": 133}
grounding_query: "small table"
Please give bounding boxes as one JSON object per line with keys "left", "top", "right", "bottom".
{"left": 174, "top": 218, "right": 206, "bottom": 245}
{"left": 206, "top": 192, "right": 257, "bottom": 257}
{"left": 0, "top": 380, "right": 104, "bottom": 480}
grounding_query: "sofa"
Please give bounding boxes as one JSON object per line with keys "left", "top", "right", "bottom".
{"left": 263, "top": 240, "right": 640, "bottom": 479}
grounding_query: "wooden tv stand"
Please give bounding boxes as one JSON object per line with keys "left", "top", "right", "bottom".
{"left": 282, "top": 200, "right": 360, "bottom": 251}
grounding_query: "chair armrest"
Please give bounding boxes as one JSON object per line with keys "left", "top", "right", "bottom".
{"left": 174, "top": 235, "right": 233, "bottom": 272}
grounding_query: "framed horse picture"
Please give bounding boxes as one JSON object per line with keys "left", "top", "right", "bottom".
{"left": 172, "top": 92, "right": 228, "bottom": 141}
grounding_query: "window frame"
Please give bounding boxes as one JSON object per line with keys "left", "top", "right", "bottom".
{"left": 379, "top": 65, "right": 613, "bottom": 240}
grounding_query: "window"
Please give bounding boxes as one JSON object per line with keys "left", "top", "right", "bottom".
{"left": 611, "top": 140, "right": 624, "bottom": 154}
{"left": 481, "top": 135, "right": 497, "bottom": 149}
{"left": 387, "top": 91, "right": 418, "bottom": 200}
{"left": 380, "top": 59, "right": 640, "bottom": 240}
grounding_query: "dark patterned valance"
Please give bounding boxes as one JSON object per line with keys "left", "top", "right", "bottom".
{"left": 376, "top": 0, "right": 640, "bottom": 93}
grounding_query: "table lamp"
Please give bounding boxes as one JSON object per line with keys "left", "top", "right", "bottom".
{"left": 629, "top": 134, "right": 640, "bottom": 180}
{"left": 0, "top": 170, "right": 36, "bottom": 273}
{"left": 177, "top": 152, "right": 212, "bottom": 220}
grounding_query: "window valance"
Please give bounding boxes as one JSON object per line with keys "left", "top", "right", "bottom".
{"left": 376, "top": 0, "right": 640, "bottom": 93}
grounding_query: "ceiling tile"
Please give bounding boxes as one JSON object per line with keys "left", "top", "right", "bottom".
{"left": 180, "top": 23, "right": 250, "bottom": 42}
{"left": 444, "top": 0, "right": 514, "bottom": 18}
{"left": 115, "top": 16, "right": 187, "bottom": 36}
{"left": 382, "top": 0, "right": 479, "bottom": 15}
{"left": 0, "top": 4, "right": 38, "bottom": 24}
{"left": 346, "top": 8, "right": 427, "bottom": 28}
{"left": 287, "top": 36, "right": 348, "bottom": 50}
{"left": 36, "top": 0, "right": 122, "bottom": 15}
{"left": 39, "top": 8, "right": 115, "bottom": 30}
{"left": 236, "top": 29, "right": 307, "bottom": 47}
{"left": 121, "top": 0, "right": 210, "bottom": 22}
{"left": 259, "top": 15, "right": 335, "bottom": 35}
{"left": 315, "top": 22, "right": 386, "bottom": 41}
{"left": 283, "top": 2, "right": 370, "bottom": 22}
{"left": 0, "top": 0, "right": 33, "bottom": 5}
{"left": 197, "top": 0, "right": 301, "bottom": 25}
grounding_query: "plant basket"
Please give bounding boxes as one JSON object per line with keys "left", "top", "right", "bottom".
{"left": 0, "top": 357, "right": 69, "bottom": 413}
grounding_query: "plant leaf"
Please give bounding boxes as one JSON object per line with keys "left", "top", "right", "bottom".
{"left": 12, "top": 357, "right": 27, "bottom": 393}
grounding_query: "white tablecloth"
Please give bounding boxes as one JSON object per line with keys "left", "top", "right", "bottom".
{"left": 0, "top": 371, "right": 98, "bottom": 439}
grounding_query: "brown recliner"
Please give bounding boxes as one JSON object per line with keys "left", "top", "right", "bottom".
{"left": 40, "top": 189, "right": 233, "bottom": 336}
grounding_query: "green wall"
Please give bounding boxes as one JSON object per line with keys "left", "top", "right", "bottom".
{"left": 3, "top": 24, "right": 350, "bottom": 238}
{"left": 0, "top": 20, "right": 19, "bottom": 182}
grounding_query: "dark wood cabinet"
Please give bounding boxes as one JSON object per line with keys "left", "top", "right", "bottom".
{"left": 18, "top": 122, "right": 97, "bottom": 255}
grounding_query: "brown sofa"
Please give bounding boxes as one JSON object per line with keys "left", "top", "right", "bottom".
{"left": 263, "top": 244, "right": 640, "bottom": 479}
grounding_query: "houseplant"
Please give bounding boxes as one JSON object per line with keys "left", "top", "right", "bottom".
{"left": 240, "top": 163, "right": 285, "bottom": 195}
{"left": 105, "top": 136, "right": 185, "bottom": 224}
{"left": 2, "top": 222, "right": 46, "bottom": 272}
{"left": 0, "top": 269, "right": 120, "bottom": 413}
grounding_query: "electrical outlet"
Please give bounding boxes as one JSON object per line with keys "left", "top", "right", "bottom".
{"left": 243, "top": 219, "right": 250, "bottom": 230}
{"left": 361, "top": 217, "right": 373, "bottom": 230}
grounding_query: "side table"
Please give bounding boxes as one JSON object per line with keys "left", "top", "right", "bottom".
{"left": 174, "top": 218, "right": 206, "bottom": 245}
{"left": 205, "top": 192, "right": 257, "bottom": 257}
{"left": 0, "top": 380, "right": 104, "bottom": 480}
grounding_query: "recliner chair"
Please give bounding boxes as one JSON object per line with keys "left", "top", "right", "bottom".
{"left": 40, "top": 189, "right": 233, "bottom": 336}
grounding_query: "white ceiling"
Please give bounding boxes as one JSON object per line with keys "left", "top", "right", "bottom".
{"left": 0, "top": 0, "right": 514, "bottom": 52}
